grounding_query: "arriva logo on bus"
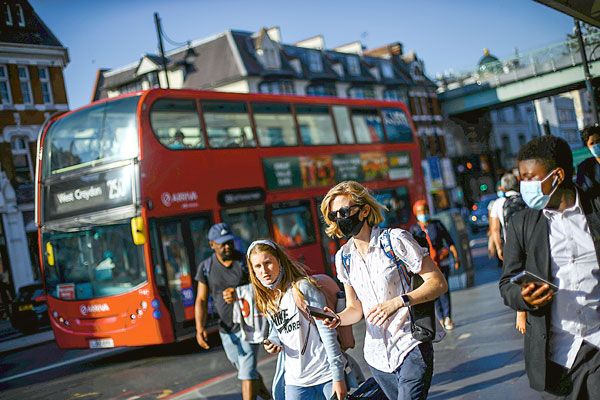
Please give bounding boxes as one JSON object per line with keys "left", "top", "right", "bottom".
{"left": 80, "top": 304, "right": 110, "bottom": 315}
{"left": 161, "top": 191, "right": 199, "bottom": 207}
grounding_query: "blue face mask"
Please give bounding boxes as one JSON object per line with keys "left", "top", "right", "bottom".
{"left": 497, "top": 190, "right": 505, "bottom": 198}
{"left": 590, "top": 143, "right": 600, "bottom": 158}
{"left": 417, "top": 214, "right": 429, "bottom": 223}
{"left": 519, "top": 169, "right": 559, "bottom": 210}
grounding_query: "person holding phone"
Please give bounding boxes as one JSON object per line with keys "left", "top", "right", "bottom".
{"left": 320, "top": 181, "right": 447, "bottom": 400}
{"left": 246, "top": 239, "right": 347, "bottom": 400}
{"left": 499, "top": 136, "right": 600, "bottom": 399}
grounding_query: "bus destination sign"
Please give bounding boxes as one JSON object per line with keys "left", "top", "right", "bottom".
{"left": 44, "top": 166, "right": 134, "bottom": 221}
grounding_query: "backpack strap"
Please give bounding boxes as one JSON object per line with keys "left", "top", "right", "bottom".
{"left": 341, "top": 250, "right": 352, "bottom": 276}
{"left": 379, "top": 229, "right": 411, "bottom": 288}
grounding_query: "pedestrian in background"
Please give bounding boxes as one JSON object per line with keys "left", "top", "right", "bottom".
{"left": 247, "top": 239, "right": 347, "bottom": 400}
{"left": 499, "top": 136, "right": 600, "bottom": 399}
{"left": 489, "top": 173, "right": 528, "bottom": 334}
{"left": 320, "top": 181, "right": 447, "bottom": 400}
{"left": 410, "top": 200, "right": 460, "bottom": 331}
{"left": 576, "top": 124, "right": 600, "bottom": 208}
{"left": 194, "top": 223, "right": 271, "bottom": 400}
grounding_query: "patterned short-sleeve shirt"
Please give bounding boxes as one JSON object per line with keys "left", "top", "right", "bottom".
{"left": 335, "top": 226, "right": 428, "bottom": 373}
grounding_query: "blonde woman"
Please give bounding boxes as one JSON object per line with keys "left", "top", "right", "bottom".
{"left": 320, "top": 181, "right": 447, "bottom": 400}
{"left": 246, "top": 239, "right": 347, "bottom": 400}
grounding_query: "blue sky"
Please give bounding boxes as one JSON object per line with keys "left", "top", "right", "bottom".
{"left": 29, "top": 0, "right": 575, "bottom": 109}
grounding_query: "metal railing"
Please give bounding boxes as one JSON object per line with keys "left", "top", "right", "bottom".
{"left": 437, "top": 32, "right": 600, "bottom": 92}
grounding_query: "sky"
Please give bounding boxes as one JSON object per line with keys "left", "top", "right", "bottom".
{"left": 29, "top": 0, "right": 576, "bottom": 110}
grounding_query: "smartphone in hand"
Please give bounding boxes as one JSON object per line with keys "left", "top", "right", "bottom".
{"left": 510, "top": 270, "right": 559, "bottom": 292}
{"left": 306, "top": 305, "right": 337, "bottom": 320}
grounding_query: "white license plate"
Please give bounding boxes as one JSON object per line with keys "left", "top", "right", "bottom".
{"left": 89, "top": 338, "right": 114, "bottom": 348}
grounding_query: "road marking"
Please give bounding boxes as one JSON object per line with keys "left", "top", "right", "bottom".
{"left": 0, "top": 347, "right": 129, "bottom": 384}
{"left": 458, "top": 333, "right": 471, "bottom": 340}
{"left": 162, "top": 353, "right": 277, "bottom": 400}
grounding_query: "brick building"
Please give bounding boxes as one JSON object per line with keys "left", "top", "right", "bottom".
{"left": 0, "top": 0, "right": 69, "bottom": 294}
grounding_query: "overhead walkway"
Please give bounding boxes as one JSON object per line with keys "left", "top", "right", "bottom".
{"left": 438, "top": 33, "right": 600, "bottom": 116}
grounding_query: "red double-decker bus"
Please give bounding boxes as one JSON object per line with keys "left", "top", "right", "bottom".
{"left": 35, "top": 89, "right": 425, "bottom": 349}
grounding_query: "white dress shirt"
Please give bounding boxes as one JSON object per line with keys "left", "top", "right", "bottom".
{"left": 543, "top": 191, "right": 600, "bottom": 369}
{"left": 335, "top": 226, "right": 428, "bottom": 373}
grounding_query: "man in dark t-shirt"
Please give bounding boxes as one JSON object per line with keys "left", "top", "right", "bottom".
{"left": 194, "top": 223, "right": 270, "bottom": 400}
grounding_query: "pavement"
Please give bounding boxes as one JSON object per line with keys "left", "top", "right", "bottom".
{"left": 167, "top": 256, "right": 549, "bottom": 400}
{"left": 0, "top": 234, "right": 552, "bottom": 399}
{"left": 0, "top": 320, "right": 54, "bottom": 354}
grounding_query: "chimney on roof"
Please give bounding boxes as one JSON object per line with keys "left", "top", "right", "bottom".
{"left": 389, "top": 42, "right": 403, "bottom": 56}
{"left": 267, "top": 27, "right": 281, "bottom": 42}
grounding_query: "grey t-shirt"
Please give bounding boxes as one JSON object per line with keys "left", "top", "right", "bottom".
{"left": 195, "top": 250, "right": 248, "bottom": 333}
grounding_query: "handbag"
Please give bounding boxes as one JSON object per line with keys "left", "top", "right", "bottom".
{"left": 379, "top": 229, "right": 437, "bottom": 342}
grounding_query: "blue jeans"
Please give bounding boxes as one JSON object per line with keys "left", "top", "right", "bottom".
{"left": 369, "top": 342, "right": 434, "bottom": 400}
{"left": 219, "top": 330, "right": 259, "bottom": 380}
{"left": 285, "top": 380, "right": 333, "bottom": 400}
{"left": 435, "top": 266, "right": 451, "bottom": 320}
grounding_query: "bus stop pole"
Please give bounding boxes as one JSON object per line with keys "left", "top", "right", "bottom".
{"left": 154, "top": 12, "right": 171, "bottom": 89}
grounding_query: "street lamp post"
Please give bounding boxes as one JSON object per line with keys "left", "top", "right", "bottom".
{"left": 574, "top": 19, "right": 598, "bottom": 124}
{"left": 154, "top": 12, "right": 170, "bottom": 89}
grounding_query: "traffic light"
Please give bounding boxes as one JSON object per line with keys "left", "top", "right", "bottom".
{"left": 479, "top": 184, "right": 488, "bottom": 192}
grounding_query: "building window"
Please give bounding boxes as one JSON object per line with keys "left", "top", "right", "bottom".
{"left": 0, "top": 65, "right": 11, "bottom": 105}
{"left": 306, "top": 83, "right": 337, "bottom": 97}
{"left": 381, "top": 61, "right": 394, "bottom": 79}
{"left": 17, "top": 66, "right": 32, "bottom": 104}
{"left": 513, "top": 105, "right": 522, "bottom": 122}
{"left": 496, "top": 108, "right": 506, "bottom": 123}
{"left": 348, "top": 86, "right": 375, "bottom": 99}
{"left": 264, "top": 48, "right": 279, "bottom": 69}
{"left": 15, "top": 3, "right": 24, "bottom": 26}
{"left": 518, "top": 134, "right": 527, "bottom": 147}
{"left": 258, "top": 80, "right": 295, "bottom": 95}
{"left": 347, "top": 56, "right": 361, "bottom": 76}
{"left": 501, "top": 135, "right": 511, "bottom": 155}
{"left": 118, "top": 80, "right": 144, "bottom": 95}
{"left": 308, "top": 51, "right": 323, "bottom": 72}
{"left": 4, "top": 4, "right": 12, "bottom": 26}
{"left": 38, "top": 67, "right": 53, "bottom": 104}
{"left": 146, "top": 72, "right": 159, "bottom": 88}
{"left": 11, "top": 136, "right": 33, "bottom": 186}
{"left": 558, "top": 108, "right": 576, "bottom": 123}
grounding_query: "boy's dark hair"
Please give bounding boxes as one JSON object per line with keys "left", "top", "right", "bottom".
{"left": 517, "top": 136, "right": 573, "bottom": 183}
{"left": 580, "top": 124, "right": 600, "bottom": 147}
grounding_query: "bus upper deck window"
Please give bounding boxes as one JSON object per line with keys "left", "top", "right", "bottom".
{"left": 382, "top": 108, "right": 413, "bottom": 143}
{"left": 202, "top": 102, "right": 256, "bottom": 149}
{"left": 252, "top": 103, "right": 297, "bottom": 147}
{"left": 42, "top": 96, "right": 140, "bottom": 177}
{"left": 295, "top": 105, "right": 336, "bottom": 146}
{"left": 150, "top": 99, "right": 205, "bottom": 150}
{"left": 351, "top": 108, "right": 385, "bottom": 144}
{"left": 332, "top": 106, "right": 355, "bottom": 144}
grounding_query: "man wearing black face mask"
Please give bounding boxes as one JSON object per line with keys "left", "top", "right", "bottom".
{"left": 499, "top": 136, "right": 600, "bottom": 399}
{"left": 320, "top": 181, "right": 448, "bottom": 400}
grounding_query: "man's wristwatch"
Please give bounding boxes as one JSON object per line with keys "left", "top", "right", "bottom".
{"left": 401, "top": 294, "right": 411, "bottom": 307}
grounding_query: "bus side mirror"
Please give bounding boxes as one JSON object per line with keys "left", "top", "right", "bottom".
{"left": 46, "top": 242, "right": 55, "bottom": 266}
{"left": 131, "top": 217, "right": 146, "bottom": 245}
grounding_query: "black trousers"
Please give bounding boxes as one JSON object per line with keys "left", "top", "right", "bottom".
{"left": 544, "top": 341, "right": 600, "bottom": 400}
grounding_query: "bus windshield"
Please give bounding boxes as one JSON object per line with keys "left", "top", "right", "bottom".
{"left": 42, "top": 222, "right": 146, "bottom": 300}
{"left": 42, "top": 96, "right": 140, "bottom": 178}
